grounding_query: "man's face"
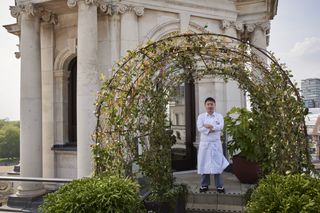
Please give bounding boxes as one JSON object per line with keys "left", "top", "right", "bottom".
{"left": 205, "top": 101, "right": 215, "bottom": 114}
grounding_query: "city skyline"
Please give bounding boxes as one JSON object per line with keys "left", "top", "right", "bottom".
{"left": 0, "top": 0, "right": 320, "bottom": 120}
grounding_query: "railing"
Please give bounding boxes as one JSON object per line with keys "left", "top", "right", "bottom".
{"left": 0, "top": 176, "right": 72, "bottom": 183}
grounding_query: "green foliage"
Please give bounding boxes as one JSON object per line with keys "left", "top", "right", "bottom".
{"left": 224, "top": 107, "right": 267, "bottom": 163}
{"left": 246, "top": 173, "right": 320, "bottom": 213}
{"left": 0, "top": 120, "right": 20, "bottom": 159}
{"left": 39, "top": 175, "right": 144, "bottom": 213}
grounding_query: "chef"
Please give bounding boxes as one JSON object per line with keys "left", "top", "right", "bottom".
{"left": 197, "top": 97, "right": 229, "bottom": 193}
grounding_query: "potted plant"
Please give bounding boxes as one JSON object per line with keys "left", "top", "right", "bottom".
{"left": 224, "top": 107, "right": 267, "bottom": 184}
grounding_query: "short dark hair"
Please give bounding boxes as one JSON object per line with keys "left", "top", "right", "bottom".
{"left": 205, "top": 97, "right": 216, "bottom": 104}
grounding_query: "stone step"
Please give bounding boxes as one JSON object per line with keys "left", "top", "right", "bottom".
{"left": 186, "top": 203, "right": 244, "bottom": 213}
{"left": 188, "top": 189, "right": 245, "bottom": 206}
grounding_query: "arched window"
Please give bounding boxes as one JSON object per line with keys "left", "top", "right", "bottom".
{"left": 68, "top": 57, "right": 77, "bottom": 144}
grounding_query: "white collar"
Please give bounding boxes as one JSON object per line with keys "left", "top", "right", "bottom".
{"left": 206, "top": 112, "right": 215, "bottom": 117}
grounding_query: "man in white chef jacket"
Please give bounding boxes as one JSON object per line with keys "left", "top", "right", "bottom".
{"left": 197, "top": 97, "right": 229, "bottom": 193}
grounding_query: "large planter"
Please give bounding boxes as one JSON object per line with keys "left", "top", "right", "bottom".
{"left": 143, "top": 193, "right": 186, "bottom": 213}
{"left": 232, "top": 155, "right": 261, "bottom": 184}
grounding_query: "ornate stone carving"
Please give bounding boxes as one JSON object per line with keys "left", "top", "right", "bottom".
{"left": 116, "top": 3, "right": 130, "bottom": 14}
{"left": 10, "top": 3, "right": 58, "bottom": 24}
{"left": 220, "top": 20, "right": 244, "bottom": 32}
{"left": 133, "top": 6, "right": 144, "bottom": 16}
{"left": 234, "top": 21, "right": 244, "bottom": 32}
{"left": 259, "top": 21, "right": 271, "bottom": 32}
{"left": 220, "top": 20, "right": 231, "bottom": 29}
{"left": 67, "top": 0, "right": 78, "bottom": 8}
{"left": 10, "top": 3, "right": 35, "bottom": 17}
{"left": 40, "top": 9, "right": 58, "bottom": 24}
{"left": 245, "top": 23, "right": 255, "bottom": 32}
{"left": 66, "top": 0, "right": 144, "bottom": 16}
{"left": 9, "top": 5, "right": 22, "bottom": 18}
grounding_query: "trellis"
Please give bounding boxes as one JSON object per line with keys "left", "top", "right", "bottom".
{"left": 93, "top": 33, "right": 313, "bottom": 179}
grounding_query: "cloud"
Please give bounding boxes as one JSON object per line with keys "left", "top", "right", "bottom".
{"left": 289, "top": 37, "right": 320, "bottom": 57}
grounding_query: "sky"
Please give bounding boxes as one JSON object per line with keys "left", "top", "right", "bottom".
{"left": 0, "top": 0, "right": 320, "bottom": 120}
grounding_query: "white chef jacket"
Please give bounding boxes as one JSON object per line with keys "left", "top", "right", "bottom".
{"left": 197, "top": 112, "right": 229, "bottom": 174}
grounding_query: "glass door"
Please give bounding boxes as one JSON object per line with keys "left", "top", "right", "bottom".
{"left": 168, "top": 80, "right": 196, "bottom": 171}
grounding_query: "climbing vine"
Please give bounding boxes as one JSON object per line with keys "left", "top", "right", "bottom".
{"left": 93, "top": 32, "right": 313, "bottom": 183}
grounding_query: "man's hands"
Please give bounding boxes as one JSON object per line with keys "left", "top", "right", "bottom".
{"left": 203, "top": 124, "right": 215, "bottom": 133}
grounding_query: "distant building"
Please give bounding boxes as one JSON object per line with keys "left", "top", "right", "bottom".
{"left": 301, "top": 78, "right": 320, "bottom": 108}
{"left": 305, "top": 109, "right": 320, "bottom": 161}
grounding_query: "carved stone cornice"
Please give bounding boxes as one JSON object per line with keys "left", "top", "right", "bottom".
{"left": 67, "top": 0, "right": 144, "bottom": 16}
{"left": 10, "top": 3, "right": 58, "bottom": 24}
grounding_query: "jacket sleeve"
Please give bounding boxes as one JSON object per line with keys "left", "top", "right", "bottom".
{"left": 197, "top": 114, "right": 210, "bottom": 135}
{"left": 213, "top": 114, "right": 224, "bottom": 131}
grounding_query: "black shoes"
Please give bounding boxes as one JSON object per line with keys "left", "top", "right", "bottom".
{"left": 199, "top": 186, "right": 208, "bottom": 193}
{"left": 199, "top": 186, "right": 225, "bottom": 193}
{"left": 217, "top": 187, "right": 225, "bottom": 193}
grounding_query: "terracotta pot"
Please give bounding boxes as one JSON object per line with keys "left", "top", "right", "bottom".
{"left": 232, "top": 155, "right": 261, "bottom": 184}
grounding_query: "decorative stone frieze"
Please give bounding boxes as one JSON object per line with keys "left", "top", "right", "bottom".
{"left": 10, "top": 3, "right": 58, "bottom": 24}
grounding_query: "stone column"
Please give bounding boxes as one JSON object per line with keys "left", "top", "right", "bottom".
{"left": 54, "top": 70, "right": 69, "bottom": 145}
{"left": 247, "top": 22, "right": 270, "bottom": 81}
{"left": 110, "top": 12, "right": 120, "bottom": 66}
{"left": 248, "top": 22, "right": 270, "bottom": 63}
{"left": 17, "top": 7, "right": 45, "bottom": 197}
{"left": 221, "top": 20, "right": 246, "bottom": 111}
{"left": 41, "top": 22, "right": 55, "bottom": 179}
{"left": 76, "top": 0, "right": 99, "bottom": 178}
{"left": 120, "top": 5, "right": 142, "bottom": 56}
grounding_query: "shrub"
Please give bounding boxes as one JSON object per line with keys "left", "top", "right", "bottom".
{"left": 39, "top": 175, "right": 145, "bottom": 213}
{"left": 246, "top": 173, "right": 320, "bottom": 213}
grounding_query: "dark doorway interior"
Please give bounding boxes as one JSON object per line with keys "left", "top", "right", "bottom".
{"left": 170, "top": 78, "right": 196, "bottom": 171}
{"left": 68, "top": 57, "right": 77, "bottom": 144}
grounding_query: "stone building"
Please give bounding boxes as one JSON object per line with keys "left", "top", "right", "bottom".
{"left": 4, "top": 0, "right": 278, "bottom": 197}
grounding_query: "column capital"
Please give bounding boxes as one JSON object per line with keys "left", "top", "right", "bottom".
{"left": 257, "top": 21, "right": 271, "bottom": 32}
{"left": 10, "top": 3, "right": 58, "bottom": 24}
{"left": 220, "top": 20, "right": 231, "bottom": 29}
{"left": 67, "top": 0, "right": 100, "bottom": 8}
{"left": 244, "top": 21, "right": 270, "bottom": 33}
{"left": 245, "top": 23, "right": 255, "bottom": 33}
{"left": 114, "top": 3, "right": 144, "bottom": 16}
{"left": 66, "top": 0, "right": 144, "bottom": 16}
{"left": 220, "top": 20, "right": 244, "bottom": 32}
{"left": 10, "top": 3, "right": 36, "bottom": 17}
{"left": 133, "top": 6, "right": 144, "bottom": 16}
